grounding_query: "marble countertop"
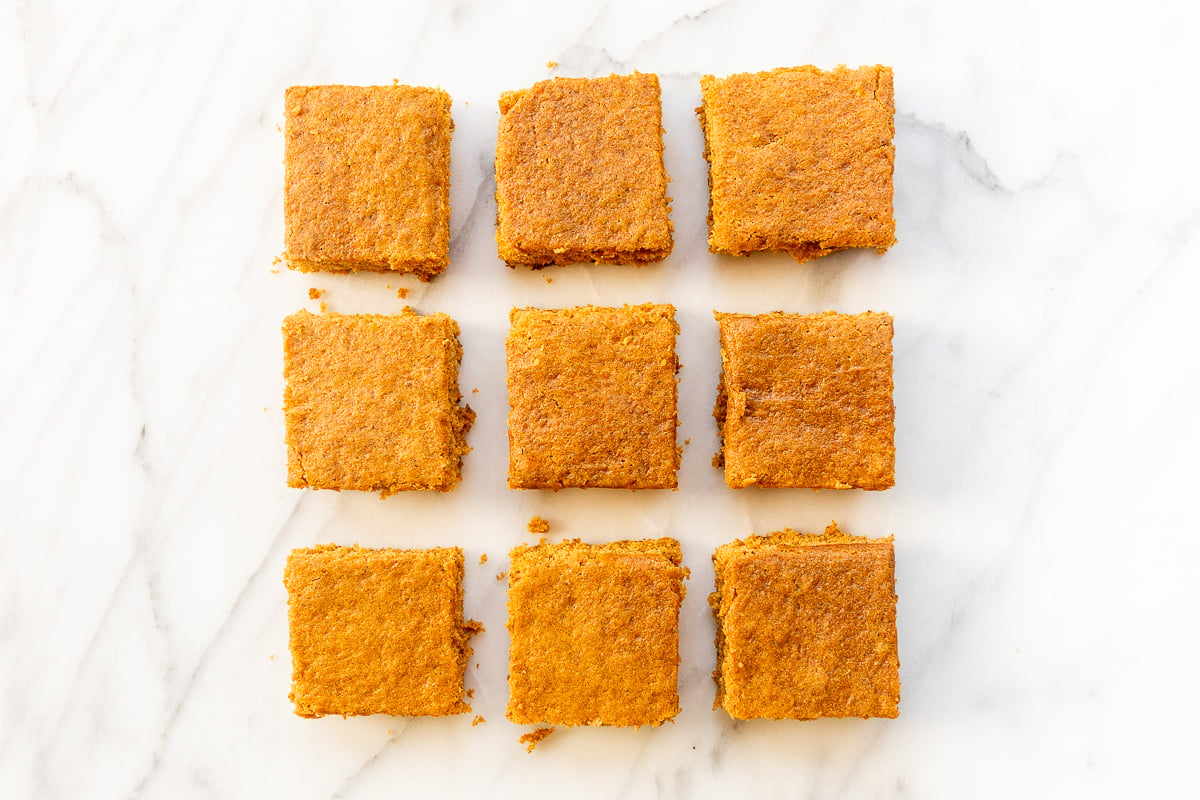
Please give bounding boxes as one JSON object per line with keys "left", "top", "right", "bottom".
{"left": 5, "top": 0, "right": 1199, "bottom": 797}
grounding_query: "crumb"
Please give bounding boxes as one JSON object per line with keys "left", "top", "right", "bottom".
{"left": 466, "top": 688, "right": 475, "bottom": 699}
{"left": 496, "top": 572, "right": 507, "bottom": 581}
{"left": 527, "top": 516, "right": 550, "bottom": 535}
{"left": 268, "top": 653, "right": 275, "bottom": 661}
{"left": 272, "top": 255, "right": 282, "bottom": 265}
{"left": 387, "top": 728, "right": 395, "bottom": 735}
{"left": 479, "top": 553, "right": 488, "bottom": 565}
{"left": 270, "top": 268, "right": 280, "bottom": 275}
{"left": 464, "top": 619, "right": 484, "bottom": 635}
{"left": 520, "top": 727, "right": 555, "bottom": 753}
{"left": 545, "top": 277, "right": 553, "bottom": 284}
{"left": 546, "top": 60, "right": 558, "bottom": 68}
{"left": 392, "top": 78, "right": 399, "bottom": 86}
{"left": 472, "top": 715, "right": 486, "bottom": 727}
{"left": 471, "top": 387, "right": 479, "bottom": 394}
{"left": 263, "top": 407, "right": 268, "bottom": 413}
{"left": 308, "top": 287, "right": 325, "bottom": 299}
{"left": 684, "top": 438, "right": 691, "bottom": 446}
{"left": 397, "top": 287, "right": 409, "bottom": 299}
{"left": 476, "top": 663, "right": 480, "bottom": 669}
{"left": 319, "top": 301, "right": 328, "bottom": 312}
{"left": 276, "top": 124, "right": 282, "bottom": 133}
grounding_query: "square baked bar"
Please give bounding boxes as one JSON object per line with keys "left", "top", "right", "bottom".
{"left": 711, "top": 524, "right": 900, "bottom": 720}
{"left": 507, "top": 538, "right": 687, "bottom": 727}
{"left": 715, "top": 310, "right": 894, "bottom": 489}
{"left": 495, "top": 73, "right": 673, "bottom": 267}
{"left": 285, "top": 84, "right": 452, "bottom": 279}
{"left": 283, "top": 310, "right": 473, "bottom": 495}
{"left": 507, "top": 305, "right": 679, "bottom": 489}
{"left": 699, "top": 65, "right": 895, "bottom": 263}
{"left": 285, "top": 544, "right": 480, "bottom": 718}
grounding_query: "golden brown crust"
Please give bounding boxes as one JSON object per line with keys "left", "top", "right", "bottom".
{"left": 710, "top": 523, "right": 899, "bottom": 720}
{"left": 495, "top": 74, "right": 673, "bottom": 267}
{"left": 284, "top": 85, "right": 452, "bottom": 279}
{"left": 284, "top": 545, "right": 479, "bottom": 718}
{"left": 506, "top": 305, "right": 680, "bottom": 489}
{"left": 283, "top": 310, "right": 473, "bottom": 495}
{"left": 506, "top": 538, "right": 687, "bottom": 727}
{"left": 699, "top": 66, "right": 895, "bottom": 263}
{"left": 715, "top": 310, "right": 894, "bottom": 489}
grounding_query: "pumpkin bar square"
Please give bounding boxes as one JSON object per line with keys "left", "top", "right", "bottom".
{"left": 506, "top": 305, "right": 679, "bottom": 489}
{"left": 283, "top": 310, "right": 473, "bottom": 496}
{"left": 284, "top": 84, "right": 452, "bottom": 279}
{"left": 506, "top": 538, "right": 687, "bottom": 727}
{"left": 699, "top": 65, "right": 895, "bottom": 263}
{"left": 715, "top": 310, "right": 894, "bottom": 489}
{"left": 711, "top": 524, "right": 900, "bottom": 720}
{"left": 285, "top": 544, "right": 480, "bottom": 718}
{"left": 495, "top": 73, "right": 673, "bottom": 267}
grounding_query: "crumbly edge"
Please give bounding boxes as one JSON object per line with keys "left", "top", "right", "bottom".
{"left": 499, "top": 245, "right": 673, "bottom": 269}
{"left": 709, "top": 522, "right": 893, "bottom": 714}
{"left": 696, "top": 86, "right": 716, "bottom": 248}
{"left": 698, "top": 66, "right": 896, "bottom": 263}
{"left": 505, "top": 537, "right": 687, "bottom": 727}
{"left": 414, "top": 316, "right": 476, "bottom": 496}
{"left": 285, "top": 256, "right": 446, "bottom": 282}
{"left": 283, "top": 310, "right": 475, "bottom": 495}
{"left": 505, "top": 304, "right": 680, "bottom": 490}
{"left": 712, "top": 336, "right": 727, "bottom": 471}
{"left": 284, "top": 544, "right": 482, "bottom": 718}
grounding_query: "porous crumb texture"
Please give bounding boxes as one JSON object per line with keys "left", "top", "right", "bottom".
{"left": 519, "top": 727, "right": 555, "bottom": 752}
{"left": 506, "top": 304, "right": 680, "bottom": 489}
{"left": 284, "top": 544, "right": 479, "bottom": 718}
{"left": 283, "top": 310, "right": 474, "bottom": 495}
{"left": 699, "top": 65, "right": 895, "bottom": 263}
{"left": 495, "top": 73, "right": 673, "bottom": 267}
{"left": 715, "top": 310, "right": 894, "bottom": 489}
{"left": 506, "top": 538, "right": 687, "bottom": 727}
{"left": 284, "top": 84, "right": 452, "bottom": 279}
{"left": 710, "top": 523, "right": 900, "bottom": 720}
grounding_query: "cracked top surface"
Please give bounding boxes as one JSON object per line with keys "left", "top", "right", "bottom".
{"left": 283, "top": 310, "right": 472, "bottom": 495}
{"left": 700, "top": 65, "right": 895, "bottom": 263}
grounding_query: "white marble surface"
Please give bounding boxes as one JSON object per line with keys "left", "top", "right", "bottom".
{"left": 4, "top": 0, "right": 1200, "bottom": 797}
